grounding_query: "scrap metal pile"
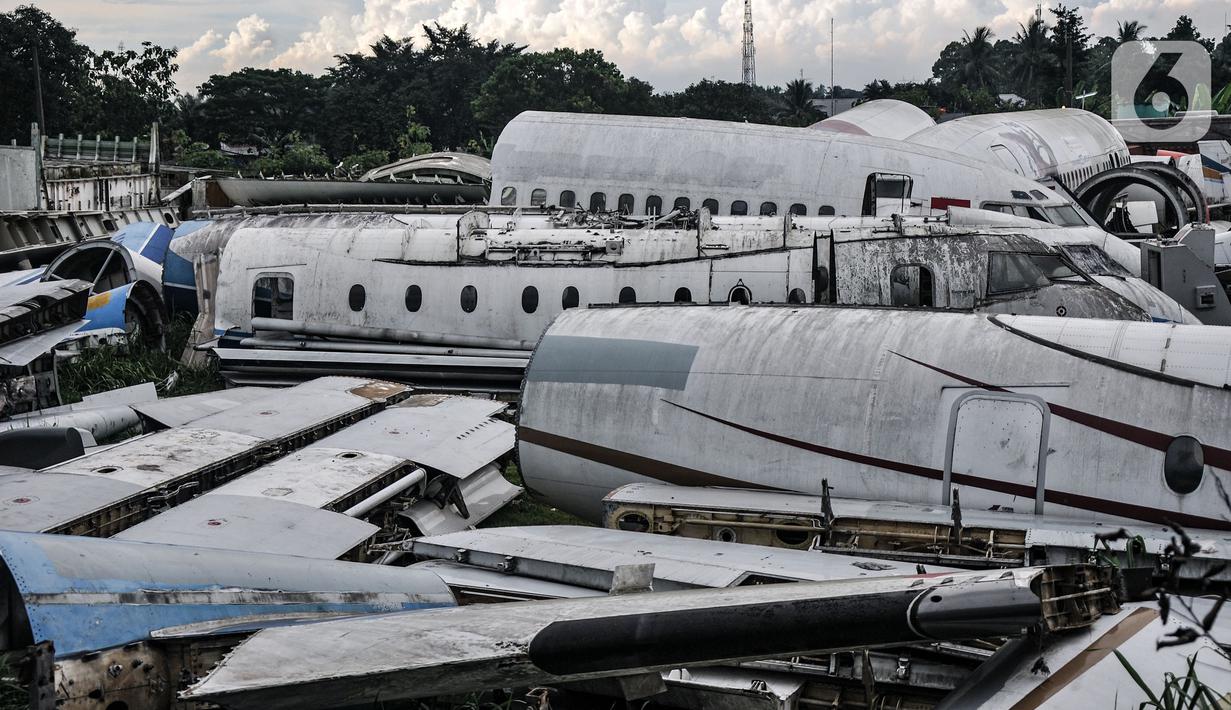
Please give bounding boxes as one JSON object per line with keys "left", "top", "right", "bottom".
{"left": 2, "top": 105, "right": 1231, "bottom": 710}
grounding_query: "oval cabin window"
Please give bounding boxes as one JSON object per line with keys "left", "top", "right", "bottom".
{"left": 405, "top": 284, "right": 422, "bottom": 312}
{"left": 702, "top": 198, "right": 719, "bottom": 214}
{"left": 589, "top": 192, "right": 607, "bottom": 212}
{"left": 521, "top": 285, "right": 539, "bottom": 314}
{"left": 348, "top": 284, "right": 366, "bottom": 312}
{"left": 1164, "top": 435, "right": 1204, "bottom": 494}
{"left": 460, "top": 285, "right": 478, "bottom": 313}
{"left": 646, "top": 195, "right": 663, "bottom": 215}
{"left": 559, "top": 190, "right": 576, "bottom": 208}
{"left": 562, "top": 286, "right": 580, "bottom": 310}
{"left": 789, "top": 203, "right": 807, "bottom": 216}
{"left": 619, "top": 287, "right": 636, "bottom": 304}
{"left": 673, "top": 197, "right": 691, "bottom": 212}
{"left": 500, "top": 186, "right": 517, "bottom": 206}
{"left": 618, "top": 193, "right": 635, "bottom": 214}
{"left": 530, "top": 189, "right": 547, "bottom": 207}
{"left": 730, "top": 200, "right": 748, "bottom": 216}
{"left": 760, "top": 202, "right": 778, "bottom": 216}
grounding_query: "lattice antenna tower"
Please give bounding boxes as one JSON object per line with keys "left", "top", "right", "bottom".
{"left": 741, "top": 0, "right": 757, "bottom": 85}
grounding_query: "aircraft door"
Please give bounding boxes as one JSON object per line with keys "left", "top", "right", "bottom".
{"left": 989, "top": 144, "right": 1026, "bottom": 176}
{"left": 942, "top": 392, "right": 1050, "bottom": 514}
{"left": 861, "top": 173, "right": 913, "bottom": 216}
{"left": 814, "top": 234, "right": 833, "bottom": 304}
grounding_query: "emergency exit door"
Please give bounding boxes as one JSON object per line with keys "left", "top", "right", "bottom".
{"left": 942, "top": 392, "right": 1050, "bottom": 514}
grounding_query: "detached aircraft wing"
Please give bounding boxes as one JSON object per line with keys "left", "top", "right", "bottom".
{"left": 184, "top": 565, "right": 1118, "bottom": 710}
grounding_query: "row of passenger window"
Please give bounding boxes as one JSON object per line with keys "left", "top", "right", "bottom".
{"left": 500, "top": 186, "right": 837, "bottom": 217}
{"left": 335, "top": 283, "right": 802, "bottom": 314}
{"left": 256, "top": 276, "right": 807, "bottom": 321}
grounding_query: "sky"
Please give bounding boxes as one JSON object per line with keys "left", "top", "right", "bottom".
{"left": 11, "top": 0, "right": 1231, "bottom": 93}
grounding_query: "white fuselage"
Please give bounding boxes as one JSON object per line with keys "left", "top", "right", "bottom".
{"left": 519, "top": 306, "right": 1231, "bottom": 528}
{"left": 490, "top": 111, "right": 1088, "bottom": 223}
{"left": 207, "top": 210, "right": 1181, "bottom": 350}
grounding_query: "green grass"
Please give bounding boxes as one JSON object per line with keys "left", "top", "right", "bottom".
{"left": 481, "top": 462, "right": 592, "bottom": 528}
{"left": 56, "top": 314, "right": 224, "bottom": 404}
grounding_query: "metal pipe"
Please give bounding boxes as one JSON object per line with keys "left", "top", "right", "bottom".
{"left": 343, "top": 468, "right": 426, "bottom": 518}
{"left": 240, "top": 336, "right": 529, "bottom": 360}
{"left": 250, "top": 318, "right": 537, "bottom": 351}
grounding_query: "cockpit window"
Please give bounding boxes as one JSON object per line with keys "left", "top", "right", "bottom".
{"left": 987, "top": 252, "right": 1082, "bottom": 294}
{"left": 981, "top": 202, "right": 1050, "bottom": 223}
{"left": 1061, "top": 244, "right": 1132, "bottom": 278}
{"left": 1044, "top": 205, "right": 1087, "bottom": 227}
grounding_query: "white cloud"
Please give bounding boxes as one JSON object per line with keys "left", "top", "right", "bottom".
{"left": 150, "top": 0, "right": 1231, "bottom": 92}
{"left": 211, "top": 14, "right": 276, "bottom": 71}
{"left": 179, "top": 29, "right": 223, "bottom": 64}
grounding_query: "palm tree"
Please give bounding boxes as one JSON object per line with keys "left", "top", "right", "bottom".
{"left": 1117, "top": 20, "right": 1146, "bottom": 43}
{"left": 959, "top": 26, "right": 1000, "bottom": 90}
{"left": 1011, "top": 18, "right": 1056, "bottom": 105}
{"left": 779, "top": 78, "right": 819, "bottom": 126}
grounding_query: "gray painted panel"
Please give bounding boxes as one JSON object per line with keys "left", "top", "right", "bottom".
{"left": 528, "top": 335, "right": 698, "bottom": 390}
{"left": 0, "top": 472, "right": 144, "bottom": 532}
{"left": 116, "top": 494, "right": 379, "bottom": 558}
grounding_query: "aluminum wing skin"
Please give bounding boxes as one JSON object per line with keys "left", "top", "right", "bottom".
{"left": 115, "top": 395, "right": 517, "bottom": 557}
{"left": 0, "top": 530, "right": 455, "bottom": 658}
{"left": 184, "top": 565, "right": 1117, "bottom": 710}
{"left": 1, "top": 376, "right": 410, "bottom": 537}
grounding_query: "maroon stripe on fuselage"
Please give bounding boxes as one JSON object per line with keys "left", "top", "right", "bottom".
{"left": 888, "top": 351, "right": 1231, "bottom": 471}
{"left": 521, "top": 407, "right": 1231, "bottom": 531}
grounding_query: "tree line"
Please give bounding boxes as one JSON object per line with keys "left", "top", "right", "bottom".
{"left": 4, "top": 3, "right": 1231, "bottom": 177}
{"left": 876, "top": 7, "right": 1231, "bottom": 118}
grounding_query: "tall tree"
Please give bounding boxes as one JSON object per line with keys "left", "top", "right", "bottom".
{"left": 472, "top": 48, "right": 655, "bottom": 133}
{"left": 1116, "top": 20, "right": 1146, "bottom": 43}
{"left": 1011, "top": 18, "right": 1056, "bottom": 104}
{"left": 320, "top": 27, "right": 521, "bottom": 159}
{"left": 79, "top": 41, "right": 179, "bottom": 136}
{"left": 959, "top": 26, "right": 1000, "bottom": 90}
{"left": 1166, "top": 15, "right": 1215, "bottom": 51}
{"left": 1049, "top": 5, "right": 1093, "bottom": 105}
{"left": 1212, "top": 31, "right": 1231, "bottom": 94}
{"left": 0, "top": 5, "right": 92, "bottom": 140}
{"left": 778, "top": 78, "right": 821, "bottom": 125}
{"left": 656, "top": 79, "right": 780, "bottom": 123}
{"left": 416, "top": 25, "right": 522, "bottom": 150}
{"left": 195, "top": 68, "right": 328, "bottom": 149}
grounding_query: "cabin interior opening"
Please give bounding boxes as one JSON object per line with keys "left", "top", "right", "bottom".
{"left": 252, "top": 274, "right": 294, "bottom": 320}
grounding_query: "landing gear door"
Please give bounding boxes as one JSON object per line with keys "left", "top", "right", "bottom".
{"left": 942, "top": 392, "right": 1050, "bottom": 514}
{"left": 814, "top": 233, "right": 833, "bottom": 304}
